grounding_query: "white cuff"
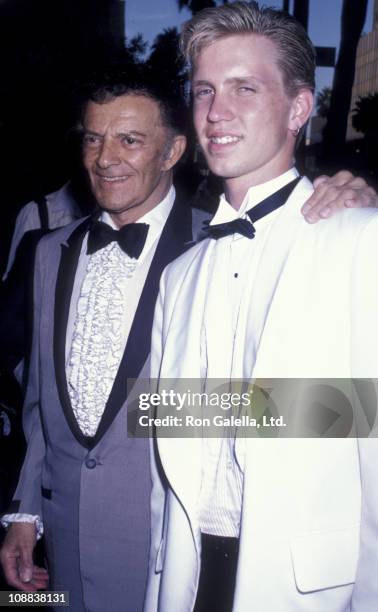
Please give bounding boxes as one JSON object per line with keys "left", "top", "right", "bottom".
{"left": 1, "top": 514, "right": 44, "bottom": 539}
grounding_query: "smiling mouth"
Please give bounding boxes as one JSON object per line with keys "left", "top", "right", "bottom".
{"left": 209, "top": 135, "right": 242, "bottom": 145}
{"left": 97, "top": 175, "right": 131, "bottom": 182}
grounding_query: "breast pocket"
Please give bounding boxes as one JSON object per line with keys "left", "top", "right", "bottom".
{"left": 290, "top": 525, "right": 360, "bottom": 593}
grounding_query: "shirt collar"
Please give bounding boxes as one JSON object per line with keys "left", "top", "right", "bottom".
{"left": 100, "top": 185, "right": 175, "bottom": 228}
{"left": 99, "top": 185, "right": 175, "bottom": 259}
{"left": 211, "top": 168, "right": 299, "bottom": 226}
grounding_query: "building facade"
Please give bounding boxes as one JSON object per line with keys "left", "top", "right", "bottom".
{"left": 347, "top": 0, "right": 378, "bottom": 139}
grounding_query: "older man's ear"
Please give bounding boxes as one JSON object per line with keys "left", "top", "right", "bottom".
{"left": 162, "top": 135, "right": 187, "bottom": 171}
{"left": 302, "top": 171, "right": 378, "bottom": 223}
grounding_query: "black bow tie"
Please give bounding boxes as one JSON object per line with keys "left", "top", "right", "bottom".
{"left": 87, "top": 220, "right": 149, "bottom": 258}
{"left": 205, "top": 217, "right": 256, "bottom": 240}
{"left": 204, "top": 176, "right": 301, "bottom": 240}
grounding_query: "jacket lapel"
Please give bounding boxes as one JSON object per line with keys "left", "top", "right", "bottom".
{"left": 249, "top": 177, "right": 313, "bottom": 379}
{"left": 92, "top": 195, "right": 194, "bottom": 445}
{"left": 54, "top": 217, "right": 93, "bottom": 448}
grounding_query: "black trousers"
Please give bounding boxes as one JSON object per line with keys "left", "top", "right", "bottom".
{"left": 193, "top": 533, "right": 240, "bottom": 612}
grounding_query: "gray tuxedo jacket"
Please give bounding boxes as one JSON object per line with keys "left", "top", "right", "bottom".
{"left": 10, "top": 196, "right": 210, "bottom": 612}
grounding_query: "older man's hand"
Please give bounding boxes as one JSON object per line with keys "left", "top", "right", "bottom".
{"left": 0, "top": 522, "right": 49, "bottom": 592}
{"left": 302, "top": 171, "right": 378, "bottom": 223}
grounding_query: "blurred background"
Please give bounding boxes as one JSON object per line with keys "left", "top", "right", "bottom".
{"left": 0, "top": 0, "right": 377, "bottom": 274}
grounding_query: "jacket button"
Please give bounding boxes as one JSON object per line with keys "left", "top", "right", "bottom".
{"left": 85, "top": 458, "right": 97, "bottom": 469}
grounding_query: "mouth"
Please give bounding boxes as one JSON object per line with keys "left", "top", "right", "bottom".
{"left": 206, "top": 134, "right": 243, "bottom": 154}
{"left": 96, "top": 175, "right": 131, "bottom": 183}
{"left": 208, "top": 135, "right": 241, "bottom": 145}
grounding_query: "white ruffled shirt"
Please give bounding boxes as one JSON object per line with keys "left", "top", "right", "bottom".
{"left": 66, "top": 189, "right": 175, "bottom": 436}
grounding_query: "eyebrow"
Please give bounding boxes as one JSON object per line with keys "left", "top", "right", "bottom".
{"left": 118, "top": 130, "right": 147, "bottom": 138}
{"left": 192, "top": 79, "right": 213, "bottom": 88}
{"left": 192, "top": 75, "right": 264, "bottom": 88}
{"left": 227, "top": 76, "right": 263, "bottom": 85}
{"left": 82, "top": 129, "right": 147, "bottom": 138}
{"left": 82, "top": 128, "right": 101, "bottom": 136}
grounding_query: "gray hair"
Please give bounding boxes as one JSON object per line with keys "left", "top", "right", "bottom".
{"left": 180, "top": 1, "right": 316, "bottom": 97}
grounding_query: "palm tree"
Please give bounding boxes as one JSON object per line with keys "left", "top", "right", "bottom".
{"left": 352, "top": 93, "right": 378, "bottom": 173}
{"left": 124, "top": 34, "right": 148, "bottom": 64}
{"left": 147, "top": 28, "right": 187, "bottom": 93}
{"left": 322, "top": 0, "right": 368, "bottom": 161}
{"left": 352, "top": 93, "right": 378, "bottom": 134}
{"left": 316, "top": 87, "right": 332, "bottom": 118}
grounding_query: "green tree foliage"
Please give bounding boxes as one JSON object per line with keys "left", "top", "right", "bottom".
{"left": 316, "top": 87, "right": 332, "bottom": 118}
{"left": 352, "top": 93, "right": 378, "bottom": 135}
{"left": 352, "top": 92, "right": 378, "bottom": 174}
{"left": 125, "top": 34, "right": 148, "bottom": 64}
{"left": 147, "top": 28, "right": 187, "bottom": 93}
{"left": 322, "top": 0, "right": 368, "bottom": 160}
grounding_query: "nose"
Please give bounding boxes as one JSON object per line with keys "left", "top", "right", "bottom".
{"left": 207, "top": 93, "right": 234, "bottom": 123}
{"left": 96, "top": 139, "right": 121, "bottom": 169}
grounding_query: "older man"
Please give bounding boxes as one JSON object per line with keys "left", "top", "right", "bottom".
{"left": 147, "top": 4, "right": 378, "bottom": 612}
{"left": 0, "top": 62, "right": 375, "bottom": 610}
{"left": 0, "top": 68, "right": 188, "bottom": 612}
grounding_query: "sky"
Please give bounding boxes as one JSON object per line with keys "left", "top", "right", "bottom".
{"left": 125, "top": 0, "right": 375, "bottom": 101}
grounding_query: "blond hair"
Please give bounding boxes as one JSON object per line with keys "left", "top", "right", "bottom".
{"left": 180, "top": 1, "right": 315, "bottom": 97}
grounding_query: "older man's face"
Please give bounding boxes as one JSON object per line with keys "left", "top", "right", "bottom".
{"left": 192, "top": 34, "right": 308, "bottom": 200}
{"left": 82, "top": 94, "right": 177, "bottom": 225}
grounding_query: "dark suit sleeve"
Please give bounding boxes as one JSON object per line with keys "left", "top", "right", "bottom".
{"left": 9, "top": 243, "right": 46, "bottom": 516}
{"left": 0, "top": 229, "right": 49, "bottom": 374}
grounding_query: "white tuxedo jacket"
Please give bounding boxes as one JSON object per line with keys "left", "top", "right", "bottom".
{"left": 146, "top": 178, "right": 378, "bottom": 612}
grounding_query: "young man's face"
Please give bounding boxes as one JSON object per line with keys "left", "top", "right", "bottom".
{"left": 82, "top": 94, "right": 185, "bottom": 226}
{"left": 192, "top": 34, "right": 311, "bottom": 197}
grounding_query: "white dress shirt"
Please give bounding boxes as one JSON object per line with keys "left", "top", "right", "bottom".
{"left": 66, "top": 187, "right": 175, "bottom": 435}
{"left": 199, "top": 168, "right": 299, "bottom": 538}
{"left": 66, "top": 188, "right": 175, "bottom": 363}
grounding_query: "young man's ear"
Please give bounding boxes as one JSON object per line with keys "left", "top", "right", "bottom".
{"left": 288, "top": 89, "right": 314, "bottom": 135}
{"left": 162, "top": 135, "right": 187, "bottom": 171}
